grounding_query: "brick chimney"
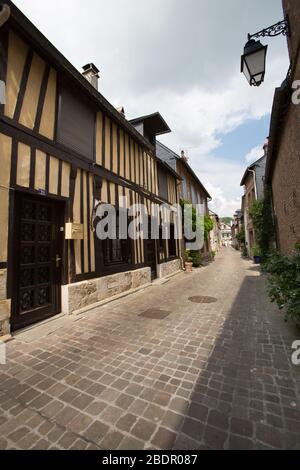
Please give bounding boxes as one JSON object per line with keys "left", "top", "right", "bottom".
{"left": 117, "top": 106, "right": 126, "bottom": 118}
{"left": 263, "top": 137, "right": 269, "bottom": 157}
{"left": 82, "top": 63, "right": 100, "bottom": 90}
{"left": 181, "top": 150, "right": 188, "bottom": 161}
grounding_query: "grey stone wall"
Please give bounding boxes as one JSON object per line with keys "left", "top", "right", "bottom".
{"left": 62, "top": 267, "right": 151, "bottom": 315}
{"left": 157, "top": 258, "right": 181, "bottom": 279}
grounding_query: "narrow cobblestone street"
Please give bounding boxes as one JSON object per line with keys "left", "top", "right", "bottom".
{"left": 0, "top": 248, "right": 300, "bottom": 450}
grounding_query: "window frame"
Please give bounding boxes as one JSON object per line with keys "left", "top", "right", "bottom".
{"left": 168, "top": 223, "right": 177, "bottom": 258}
{"left": 101, "top": 208, "right": 132, "bottom": 267}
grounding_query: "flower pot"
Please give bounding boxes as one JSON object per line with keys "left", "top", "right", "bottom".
{"left": 185, "top": 261, "right": 193, "bottom": 272}
{"left": 253, "top": 255, "right": 262, "bottom": 264}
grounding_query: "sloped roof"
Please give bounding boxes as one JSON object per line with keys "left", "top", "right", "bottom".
{"left": 240, "top": 154, "right": 266, "bottom": 186}
{"left": 130, "top": 112, "right": 171, "bottom": 136}
{"left": 156, "top": 141, "right": 211, "bottom": 199}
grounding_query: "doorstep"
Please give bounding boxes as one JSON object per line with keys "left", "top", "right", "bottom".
{"left": 12, "top": 312, "right": 69, "bottom": 343}
{"left": 0, "top": 334, "right": 13, "bottom": 343}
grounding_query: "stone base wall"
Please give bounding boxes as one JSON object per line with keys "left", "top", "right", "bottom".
{"left": 157, "top": 258, "right": 182, "bottom": 279}
{"left": 62, "top": 267, "right": 151, "bottom": 315}
{"left": 0, "top": 269, "right": 10, "bottom": 339}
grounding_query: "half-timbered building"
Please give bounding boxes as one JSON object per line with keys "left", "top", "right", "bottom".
{"left": 156, "top": 141, "right": 212, "bottom": 259}
{"left": 0, "top": 1, "right": 181, "bottom": 337}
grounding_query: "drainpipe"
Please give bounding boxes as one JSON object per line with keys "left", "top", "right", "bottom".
{"left": 247, "top": 168, "right": 257, "bottom": 254}
{"left": 0, "top": 5, "right": 10, "bottom": 28}
{"left": 248, "top": 168, "right": 257, "bottom": 200}
{"left": 244, "top": 204, "right": 250, "bottom": 257}
{"left": 175, "top": 176, "right": 185, "bottom": 271}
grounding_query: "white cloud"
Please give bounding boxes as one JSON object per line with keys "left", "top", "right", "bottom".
{"left": 12, "top": 0, "right": 287, "bottom": 96}
{"left": 12, "top": 0, "right": 289, "bottom": 218}
{"left": 245, "top": 145, "right": 264, "bottom": 164}
{"left": 190, "top": 155, "right": 245, "bottom": 217}
{"left": 207, "top": 185, "right": 242, "bottom": 218}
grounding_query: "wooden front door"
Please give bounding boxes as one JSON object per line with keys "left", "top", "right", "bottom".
{"left": 11, "top": 193, "right": 63, "bottom": 331}
{"left": 145, "top": 217, "right": 157, "bottom": 280}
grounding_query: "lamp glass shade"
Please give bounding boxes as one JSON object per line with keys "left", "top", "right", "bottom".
{"left": 241, "top": 40, "right": 268, "bottom": 86}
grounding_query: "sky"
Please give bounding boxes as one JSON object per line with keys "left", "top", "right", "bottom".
{"left": 13, "top": 0, "right": 289, "bottom": 216}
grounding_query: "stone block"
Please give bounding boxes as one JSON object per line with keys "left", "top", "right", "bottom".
{"left": 0, "top": 299, "right": 11, "bottom": 322}
{"left": 61, "top": 267, "right": 152, "bottom": 315}
{"left": 157, "top": 259, "right": 181, "bottom": 279}
{"left": 0, "top": 269, "right": 7, "bottom": 300}
{"left": 62, "top": 280, "right": 98, "bottom": 315}
{"left": 131, "top": 267, "right": 151, "bottom": 289}
{"left": 0, "top": 318, "right": 10, "bottom": 338}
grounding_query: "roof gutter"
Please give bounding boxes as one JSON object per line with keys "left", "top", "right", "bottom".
{"left": 179, "top": 157, "right": 211, "bottom": 200}
{"left": 248, "top": 168, "right": 258, "bottom": 200}
{"left": 157, "top": 159, "right": 182, "bottom": 181}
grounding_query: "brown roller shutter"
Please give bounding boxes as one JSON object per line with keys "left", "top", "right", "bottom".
{"left": 58, "top": 83, "right": 95, "bottom": 160}
{"left": 158, "top": 166, "right": 168, "bottom": 201}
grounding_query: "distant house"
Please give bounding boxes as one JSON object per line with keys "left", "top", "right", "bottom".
{"left": 156, "top": 141, "right": 212, "bottom": 258}
{"left": 209, "top": 210, "right": 221, "bottom": 252}
{"left": 240, "top": 144, "right": 267, "bottom": 256}
{"left": 220, "top": 223, "right": 232, "bottom": 247}
{"left": 231, "top": 210, "right": 243, "bottom": 250}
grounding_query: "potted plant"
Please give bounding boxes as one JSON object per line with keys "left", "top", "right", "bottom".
{"left": 252, "top": 244, "right": 262, "bottom": 264}
{"left": 190, "top": 250, "right": 202, "bottom": 267}
{"left": 184, "top": 251, "right": 193, "bottom": 272}
{"left": 241, "top": 245, "right": 248, "bottom": 258}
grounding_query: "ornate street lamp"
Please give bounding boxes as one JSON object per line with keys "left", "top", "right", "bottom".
{"left": 241, "top": 40, "right": 268, "bottom": 87}
{"left": 241, "top": 18, "right": 290, "bottom": 87}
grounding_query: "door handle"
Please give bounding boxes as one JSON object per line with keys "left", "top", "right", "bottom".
{"left": 55, "top": 254, "right": 62, "bottom": 268}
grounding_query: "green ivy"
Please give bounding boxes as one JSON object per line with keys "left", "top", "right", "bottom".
{"left": 204, "top": 215, "right": 213, "bottom": 240}
{"left": 236, "top": 227, "right": 246, "bottom": 244}
{"left": 263, "top": 246, "right": 300, "bottom": 324}
{"left": 249, "top": 185, "right": 275, "bottom": 259}
{"left": 179, "top": 199, "right": 213, "bottom": 246}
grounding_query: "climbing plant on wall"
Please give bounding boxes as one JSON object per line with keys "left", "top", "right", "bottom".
{"left": 249, "top": 185, "right": 275, "bottom": 259}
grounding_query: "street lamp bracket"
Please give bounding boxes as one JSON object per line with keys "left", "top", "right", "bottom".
{"left": 248, "top": 17, "right": 290, "bottom": 41}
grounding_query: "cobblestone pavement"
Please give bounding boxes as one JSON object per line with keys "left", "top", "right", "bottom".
{"left": 1, "top": 248, "right": 300, "bottom": 450}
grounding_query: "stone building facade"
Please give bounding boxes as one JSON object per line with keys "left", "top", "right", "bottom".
{"left": 265, "top": 0, "right": 300, "bottom": 254}
{"left": 209, "top": 210, "right": 221, "bottom": 252}
{"left": 240, "top": 152, "right": 267, "bottom": 256}
{"left": 156, "top": 141, "right": 212, "bottom": 258}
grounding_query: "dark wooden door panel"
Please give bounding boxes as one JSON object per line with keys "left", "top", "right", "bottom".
{"left": 12, "top": 193, "right": 63, "bottom": 331}
{"left": 145, "top": 217, "right": 157, "bottom": 280}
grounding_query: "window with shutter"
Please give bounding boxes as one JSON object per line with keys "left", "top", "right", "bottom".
{"left": 57, "top": 83, "right": 95, "bottom": 160}
{"left": 158, "top": 166, "right": 168, "bottom": 200}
